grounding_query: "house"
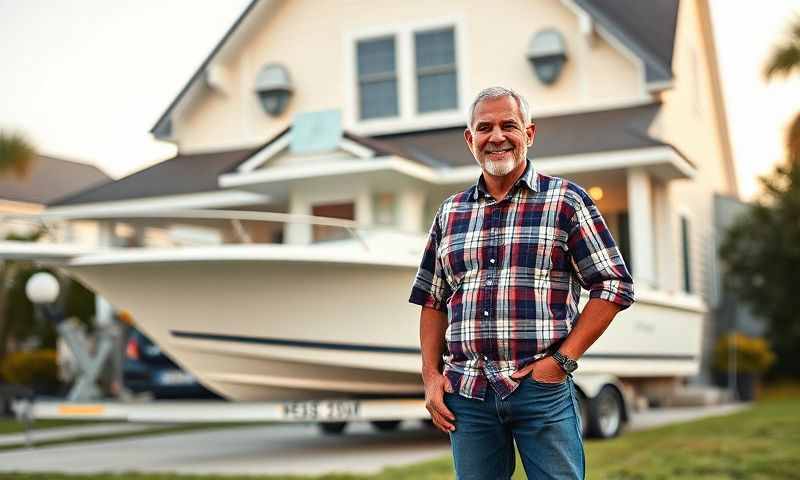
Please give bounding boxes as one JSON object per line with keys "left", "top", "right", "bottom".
{"left": 46, "top": 0, "right": 738, "bottom": 404}
{"left": 0, "top": 154, "right": 109, "bottom": 239}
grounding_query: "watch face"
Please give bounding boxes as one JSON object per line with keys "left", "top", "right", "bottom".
{"left": 564, "top": 359, "right": 578, "bottom": 372}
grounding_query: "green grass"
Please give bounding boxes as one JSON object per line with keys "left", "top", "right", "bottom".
{"left": 0, "top": 386, "right": 797, "bottom": 479}
{"left": 0, "top": 420, "right": 270, "bottom": 452}
{"left": 0, "top": 417, "right": 108, "bottom": 435}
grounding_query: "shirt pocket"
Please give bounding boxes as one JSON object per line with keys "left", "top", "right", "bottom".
{"left": 438, "top": 230, "right": 479, "bottom": 288}
{"left": 511, "top": 225, "right": 564, "bottom": 272}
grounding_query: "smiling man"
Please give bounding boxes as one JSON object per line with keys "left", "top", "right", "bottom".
{"left": 409, "top": 86, "right": 636, "bottom": 479}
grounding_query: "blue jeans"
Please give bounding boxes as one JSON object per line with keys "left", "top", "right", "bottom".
{"left": 443, "top": 375, "right": 585, "bottom": 479}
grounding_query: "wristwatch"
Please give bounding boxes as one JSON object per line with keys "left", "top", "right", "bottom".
{"left": 552, "top": 351, "right": 578, "bottom": 374}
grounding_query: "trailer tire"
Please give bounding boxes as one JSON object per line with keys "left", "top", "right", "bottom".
{"left": 319, "top": 421, "right": 347, "bottom": 435}
{"left": 370, "top": 420, "right": 401, "bottom": 432}
{"left": 586, "top": 385, "right": 624, "bottom": 439}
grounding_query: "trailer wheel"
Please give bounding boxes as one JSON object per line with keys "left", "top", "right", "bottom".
{"left": 319, "top": 421, "right": 347, "bottom": 435}
{"left": 586, "top": 385, "right": 624, "bottom": 439}
{"left": 370, "top": 420, "right": 401, "bottom": 432}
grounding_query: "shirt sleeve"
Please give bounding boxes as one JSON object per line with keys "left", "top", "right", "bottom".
{"left": 408, "top": 207, "right": 452, "bottom": 312}
{"left": 567, "top": 187, "right": 636, "bottom": 310}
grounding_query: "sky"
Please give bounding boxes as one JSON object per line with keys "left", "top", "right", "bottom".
{"left": 0, "top": 0, "right": 798, "bottom": 202}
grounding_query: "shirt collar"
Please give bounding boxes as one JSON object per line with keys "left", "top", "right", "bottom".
{"left": 472, "top": 159, "right": 539, "bottom": 201}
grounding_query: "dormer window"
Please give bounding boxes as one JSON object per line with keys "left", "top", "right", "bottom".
{"left": 357, "top": 37, "right": 399, "bottom": 120}
{"left": 349, "top": 21, "right": 464, "bottom": 132}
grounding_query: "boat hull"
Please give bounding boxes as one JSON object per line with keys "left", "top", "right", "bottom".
{"left": 61, "top": 247, "right": 706, "bottom": 401}
{"left": 67, "top": 255, "right": 425, "bottom": 401}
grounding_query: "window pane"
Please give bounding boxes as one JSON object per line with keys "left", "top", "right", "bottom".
{"left": 415, "top": 29, "right": 455, "bottom": 69}
{"left": 418, "top": 72, "right": 458, "bottom": 112}
{"left": 360, "top": 79, "right": 399, "bottom": 119}
{"left": 312, "top": 202, "right": 355, "bottom": 243}
{"left": 357, "top": 37, "right": 398, "bottom": 120}
{"left": 357, "top": 37, "right": 395, "bottom": 76}
{"left": 415, "top": 28, "right": 457, "bottom": 112}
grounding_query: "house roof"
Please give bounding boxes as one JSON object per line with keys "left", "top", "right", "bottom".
{"left": 150, "top": 0, "right": 679, "bottom": 135}
{"left": 48, "top": 147, "right": 258, "bottom": 207}
{"left": 0, "top": 155, "right": 110, "bottom": 205}
{"left": 57, "top": 103, "right": 679, "bottom": 207}
{"left": 574, "top": 0, "right": 679, "bottom": 84}
{"left": 373, "top": 103, "right": 671, "bottom": 167}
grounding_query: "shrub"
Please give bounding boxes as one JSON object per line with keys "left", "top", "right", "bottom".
{"left": 0, "top": 349, "right": 59, "bottom": 389}
{"left": 712, "top": 333, "right": 776, "bottom": 374}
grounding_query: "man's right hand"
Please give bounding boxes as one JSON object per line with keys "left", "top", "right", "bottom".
{"left": 423, "top": 369, "right": 455, "bottom": 433}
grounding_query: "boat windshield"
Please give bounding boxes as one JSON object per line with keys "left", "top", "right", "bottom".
{"left": 0, "top": 209, "right": 427, "bottom": 256}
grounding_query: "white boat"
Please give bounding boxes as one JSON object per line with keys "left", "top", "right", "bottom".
{"left": 0, "top": 207, "right": 704, "bottom": 403}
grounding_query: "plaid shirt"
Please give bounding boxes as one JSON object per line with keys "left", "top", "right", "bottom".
{"left": 409, "top": 160, "right": 635, "bottom": 400}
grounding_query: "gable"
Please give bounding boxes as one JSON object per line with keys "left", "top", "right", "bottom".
{"left": 154, "top": 0, "right": 678, "bottom": 152}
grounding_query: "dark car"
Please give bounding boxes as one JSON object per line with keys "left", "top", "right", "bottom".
{"left": 123, "top": 328, "right": 221, "bottom": 399}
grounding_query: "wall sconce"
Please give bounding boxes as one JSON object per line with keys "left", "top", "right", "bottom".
{"left": 255, "top": 63, "right": 293, "bottom": 116}
{"left": 527, "top": 29, "right": 568, "bottom": 85}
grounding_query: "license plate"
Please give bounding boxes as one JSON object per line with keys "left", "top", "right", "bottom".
{"left": 281, "top": 400, "right": 362, "bottom": 421}
{"left": 158, "top": 370, "right": 196, "bottom": 385}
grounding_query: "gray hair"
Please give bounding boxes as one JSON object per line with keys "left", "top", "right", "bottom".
{"left": 466, "top": 86, "right": 531, "bottom": 131}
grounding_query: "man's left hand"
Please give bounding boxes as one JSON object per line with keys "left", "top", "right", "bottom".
{"left": 510, "top": 356, "right": 566, "bottom": 383}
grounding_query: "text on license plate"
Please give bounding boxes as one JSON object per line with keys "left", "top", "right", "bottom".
{"left": 282, "top": 400, "right": 361, "bottom": 421}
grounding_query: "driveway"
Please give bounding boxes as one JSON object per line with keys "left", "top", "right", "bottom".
{"left": 0, "top": 403, "right": 751, "bottom": 476}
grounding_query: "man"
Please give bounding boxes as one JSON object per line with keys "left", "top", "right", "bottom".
{"left": 409, "top": 86, "right": 635, "bottom": 480}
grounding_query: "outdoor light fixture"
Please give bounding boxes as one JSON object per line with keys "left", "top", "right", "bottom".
{"left": 588, "top": 186, "right": 604, "bottom": 201}
{"left": 255, "top": 63, "right": 294, "bottom": 116}
{"left": 527, "top": 29, "right": 568, "bottom": 85}
{"left": 25, "top": 272, "right": 60, "bottom": 305}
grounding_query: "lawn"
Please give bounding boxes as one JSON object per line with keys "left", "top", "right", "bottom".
{"left": 0, "top": 384, "right": 797, "bottom": 480}
{"left": 0, "top": 417, "right": 108, "bottom": 435}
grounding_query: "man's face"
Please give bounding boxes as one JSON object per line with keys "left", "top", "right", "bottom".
{"left": 464, "top": 96, "right": 536, "bottom": 177}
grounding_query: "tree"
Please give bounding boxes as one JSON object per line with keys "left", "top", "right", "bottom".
{"left": 764, "top": 16, "right": 800, "bottom": 164}
{"left": 0, "top": 131, "right": 36, "bottom": 179}
{"left": 718, "top": 161, "right": 800, "bottom": 378}
{"left": 718, "top": 17, "right": 800, "bottom": 379}
{"left": 0, "top": 131, "right": 38, "bottom": 365}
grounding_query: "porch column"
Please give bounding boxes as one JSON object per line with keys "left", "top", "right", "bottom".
{"left": 285, "top": 190, "right": 311, "bottom": 245}
{"left": 626, "top": 168, "right": 656, "bottom": 289}
{"left": 398, "top": 190, "right": 426, "bottom": 233}
{"left": 652, "top": 180, "right": 676, "bottom": 292}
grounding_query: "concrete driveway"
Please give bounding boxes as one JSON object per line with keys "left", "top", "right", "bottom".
{"left": 0, "top": 403, "right": 750, "bottom": 476}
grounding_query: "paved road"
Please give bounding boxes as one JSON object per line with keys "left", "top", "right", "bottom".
{"left": 0, "top": 403, "right": 751, "bottom": 476}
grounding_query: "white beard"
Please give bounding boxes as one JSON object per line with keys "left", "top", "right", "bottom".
{"left": 483, "top": 156, "right": 517, "bottom": 176}
{"left": 480, "top": 144, "right": 527, "bottom": 177}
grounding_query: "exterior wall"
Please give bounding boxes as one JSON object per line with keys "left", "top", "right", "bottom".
{"left": 174, "top": 0, "right": 645, "bottom": 152}
{"left": 653, "top": 0, "right": 736, "bottom": 382}
{"left": 0, "top": 199, "right": 44, "bottom": 239}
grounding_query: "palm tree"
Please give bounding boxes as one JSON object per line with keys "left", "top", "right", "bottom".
{"left": 0, "top": 131, "right": 37, "bottom": 365}
{"left": 764, "top": 16, "right": 800, "bottom": 163}
{"left": 0, "top": 131, "right": 36, "bottom": 179}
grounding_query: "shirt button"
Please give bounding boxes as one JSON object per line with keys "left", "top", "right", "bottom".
{"left": 489, "top": 258, "right": 496, "bottom": 264}
{"left": 486, "top": 280, "right": 492, "bottom": 286}
{"left": 483, "top": 310, "right": 489, "bottom": 316}
{"left": 483, "top": 355, "right": 489, "bottom": 361}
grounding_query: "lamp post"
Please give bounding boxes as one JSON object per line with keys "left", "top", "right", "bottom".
{"left": 25, "top": 272, "right": 115, "bottom": 401}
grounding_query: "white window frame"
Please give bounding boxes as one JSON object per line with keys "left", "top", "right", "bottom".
{"left": 343, "top": 16, "right": 469, "bottom": 136}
